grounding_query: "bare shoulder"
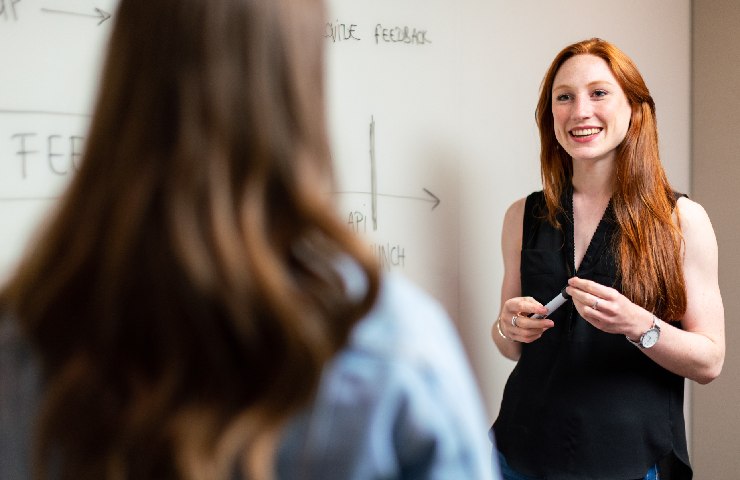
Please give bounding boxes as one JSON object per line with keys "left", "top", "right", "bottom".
{"left": 676, "top": 196, "right": 717, "bottom": 246}
{"left": 675, "top": 197, "right": 719, "bottom": 273}
{"left": 502, "top": 197, "right": 527, "bottom": 232}
{"left": 501, "top": 197, "right": 527, "bottom": 257}
{"left": 677, "top": 196, "right": 712, "bottom": 225}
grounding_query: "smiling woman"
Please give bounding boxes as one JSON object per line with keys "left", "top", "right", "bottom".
{"left": 490, "top": 38, "right": 724, "bottom": 480}
{"left": 551, "top": 54, "right": 632, "bottom": 165}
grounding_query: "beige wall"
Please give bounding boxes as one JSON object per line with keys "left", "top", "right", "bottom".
{"left": 692, "top": 1, "right": 740, "bottom": 478}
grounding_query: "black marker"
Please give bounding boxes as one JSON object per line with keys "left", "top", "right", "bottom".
{"left": 531, "top": 287, "right": 571, "bottom": 319}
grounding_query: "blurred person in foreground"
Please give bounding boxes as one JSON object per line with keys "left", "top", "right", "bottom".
{"left": 0, "top": 0, "right": 498, "bottom": 478}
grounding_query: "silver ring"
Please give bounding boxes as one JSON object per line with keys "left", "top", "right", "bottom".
{"left": 592, "top": 299, "right": 599, "bottom": 310}
{"left": 511, "top": 315, "right": 519, "bottom": 328}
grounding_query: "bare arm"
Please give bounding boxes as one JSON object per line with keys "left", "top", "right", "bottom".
{"left": 491, "top": 199, "right": 551, "bottom": 361}
{"left": 566, "top": 197, "right": 725, "bottom": 384}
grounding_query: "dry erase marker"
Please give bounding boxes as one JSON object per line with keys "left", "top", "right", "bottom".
{"left": 531, "top": 287, "right": 571, "bottom": 319}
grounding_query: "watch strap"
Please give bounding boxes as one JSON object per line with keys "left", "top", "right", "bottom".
{"left": 626, "top": 315, "right": 660, "bottom": 348}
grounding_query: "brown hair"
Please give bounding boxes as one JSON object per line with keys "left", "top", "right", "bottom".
{"left": 1, "top": 0, "right": 379, "bottom": 478}
{"left": 535, "top": 38, "right": 686, "bottom": 320}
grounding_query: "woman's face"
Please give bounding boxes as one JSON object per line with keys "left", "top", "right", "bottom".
{"left": 551, "top": 54, "right": 632, "bottom": 164}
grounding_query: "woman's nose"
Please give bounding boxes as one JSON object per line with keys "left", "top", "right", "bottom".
{"left": 573, "top": 96, "right": 593, "bottom": 119}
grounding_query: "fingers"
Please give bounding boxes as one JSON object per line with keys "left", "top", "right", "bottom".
{"left": 500, "top": 312, "right": 554, "bottom": 344}
{"left": 497, "top": 296, "right": 554, "bottom": 344}
{"left": 511, "top": 321, "right": 552, "bottom": 343}
{"left": 505, "top": 296, "right": 548, "bottom": 318}
{"left": 566, "top": 277, "right": 640, "bottom": 336}
{"left": 567, "top": 277, "right": 613, "bottom": 314}
{"left": 510, "top": 314, "right": 554, "bottom": 332}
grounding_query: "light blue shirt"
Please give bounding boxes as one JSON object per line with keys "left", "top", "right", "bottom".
{"left": 276, "top": 272, "right": 499, "bottom": 479}
{"left": 1, "top": 272, "right": 499, "bottom": 479}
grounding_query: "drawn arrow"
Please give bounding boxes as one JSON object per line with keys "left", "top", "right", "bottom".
{"left": 40, "top": 7, "right": 112, "bottom": 25}
{"left": 0, "top": 109, "right": 90, "bottom": 118}
{"left": 334, "top": 188, "right": 441, "bottom": 210}
{"left": 422, "top": 188, "right": 440, "bottom": 209}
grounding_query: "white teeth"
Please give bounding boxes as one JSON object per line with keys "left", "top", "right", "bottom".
{"left": 571, "top": 128, "right": 601, "bottom": 136}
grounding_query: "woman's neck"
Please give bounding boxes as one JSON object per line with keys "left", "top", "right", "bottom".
{"left": 571, "top": 157, "right": 615, "bottom": 200}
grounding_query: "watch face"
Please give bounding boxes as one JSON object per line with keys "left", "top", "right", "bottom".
{"left": 641, "top": 328, "right": 660, "bottom": 348}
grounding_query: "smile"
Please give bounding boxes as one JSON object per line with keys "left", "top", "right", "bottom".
{"left": 570, "top": 127, "right": 602, "bottom": 137}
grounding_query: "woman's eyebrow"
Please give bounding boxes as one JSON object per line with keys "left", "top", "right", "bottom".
{"left": 553, "top": 79, "right": 618, "bottom": 91}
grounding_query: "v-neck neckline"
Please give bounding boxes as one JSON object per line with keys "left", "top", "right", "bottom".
{"left": 563, "top": 185, "right": 614, "bottom": 277}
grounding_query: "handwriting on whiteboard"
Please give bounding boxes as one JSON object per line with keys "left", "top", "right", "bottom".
{"left": 0, "top": 110, "right": 89, "bottom": 200}
{"left": 325, "top": 20, "right": 431, "bottom": 45}
{"left": 0, "top": 0, "right": 20, "bottom": 21}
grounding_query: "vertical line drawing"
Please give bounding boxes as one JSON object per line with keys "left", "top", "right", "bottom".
{"left": 370, "top": 115, "right": 378, "bottom": 231}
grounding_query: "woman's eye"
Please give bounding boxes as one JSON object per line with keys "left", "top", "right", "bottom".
{"left": 593, "top": 89, "right": 608, "bottom": 98}
{"left": 555, "top": 93, "right": 571, "bottom": 101}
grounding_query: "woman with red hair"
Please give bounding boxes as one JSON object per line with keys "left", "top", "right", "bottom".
{"left": 490, "top": 38, "right": 724, "bottom": 479}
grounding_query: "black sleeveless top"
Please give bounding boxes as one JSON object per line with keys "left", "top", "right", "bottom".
{"left": 492, "top": 189, "right": 691, "bottom": 480}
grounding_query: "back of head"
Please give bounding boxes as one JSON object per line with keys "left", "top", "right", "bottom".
{"left": 93, "top": 0, "right": 335, "bottom": 225}
{"left": 2, "top": 0, "right": 379, "bottom": 478}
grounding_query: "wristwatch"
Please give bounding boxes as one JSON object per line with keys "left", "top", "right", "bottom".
{"left": 626, "top": 315, "right": 661, "bottom": 349}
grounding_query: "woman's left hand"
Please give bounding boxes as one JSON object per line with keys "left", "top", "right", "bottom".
{"left": 565, "top": 199, "right": 725, "bottom": 384}
{"left": 565, "top": 277, "right": 653, "bottom": 340}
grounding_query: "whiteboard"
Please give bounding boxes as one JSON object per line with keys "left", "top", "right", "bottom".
{"left": 325, "top": 0, "right": 463, "bottom": 318}
{"left": 0, "top": 0, "right": 690, "bottom": 419}
{"left": 0, "top": 0, "right": 112, "bottom": 277}
{"left": 0, "top": 0, "right": 465, "bottom": 322}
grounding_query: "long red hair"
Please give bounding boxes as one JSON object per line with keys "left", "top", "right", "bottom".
{"left": 535, "top": 38, "right": 686, "bottom": 320}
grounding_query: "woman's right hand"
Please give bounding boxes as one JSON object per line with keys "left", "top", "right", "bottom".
{"left": 497, "top": 297, "right": 554, "bottom": 343}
